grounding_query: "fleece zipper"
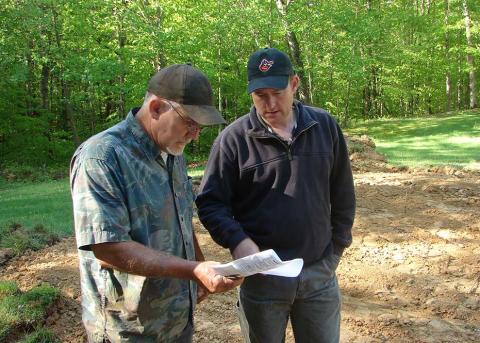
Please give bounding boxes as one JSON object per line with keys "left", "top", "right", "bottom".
{"left": 253, "top": 121, "right": 318, "bottom": 161}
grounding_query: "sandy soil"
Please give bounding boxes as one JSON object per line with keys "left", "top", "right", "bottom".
{"left": 1, "top": 164, "right": 479, "bottom": 342}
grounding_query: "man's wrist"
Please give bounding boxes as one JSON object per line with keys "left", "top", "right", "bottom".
{"left": 231, "top": 238, "right": 260, "bottom": 260}
{"left": 333, "top": 244, "right": 345, "bottom": 257}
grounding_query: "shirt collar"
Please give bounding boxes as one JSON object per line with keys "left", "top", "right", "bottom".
{"left": 253, "top": 106, "right": 297, "bottom": 142}
{"left": 248, "top": 101, "right": 317, "bottom": 138}
{"left": 257, "top": 110, "right": 297, "bottom": 133}
{"left": 126, "top": 108, "right": 162, "bottom": 161}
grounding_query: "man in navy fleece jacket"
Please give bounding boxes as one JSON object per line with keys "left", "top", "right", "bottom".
{"left": 196, "top": 48, "right": 355, "bottom": 343}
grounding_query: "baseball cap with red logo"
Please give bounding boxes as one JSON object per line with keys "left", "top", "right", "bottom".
{"left": 247, "top": 48, "right": 294, "bottom": 94}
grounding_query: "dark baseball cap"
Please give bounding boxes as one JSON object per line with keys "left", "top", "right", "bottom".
{"left": 247, "top": 48, "right": 294, "bottom": 94}
{"left": 148, "top": 64, "right": 226, "bottom": 125}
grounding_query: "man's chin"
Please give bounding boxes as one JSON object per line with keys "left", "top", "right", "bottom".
{"left": 166, "top": 145, "right": 186, "bottom": 156}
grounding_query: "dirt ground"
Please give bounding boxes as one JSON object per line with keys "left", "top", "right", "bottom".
{"left": 1, "top": 149, "right": 480, "bottom": 342}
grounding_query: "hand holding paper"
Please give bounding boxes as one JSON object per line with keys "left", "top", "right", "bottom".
{"left": 211, "top": 249, "right": 303, "bottom": 278}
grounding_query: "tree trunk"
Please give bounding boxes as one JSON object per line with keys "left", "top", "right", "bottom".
{"left": 444, "top": 0, "right": 451, "bottom": 112}
{"left": 217, "top": 45, "right": 224, "bottom": 136}
{"left": 26, "top": 39, "right": 35, "bottom": 116}
{"left": 274, "top": 0, "right": 310, "bottom": 102}
{"left": 344, "top": 79, "right": 351, "bottom": 125}
{"left": 116, "top": 0, "right": 128, "bottom": 119}
{"left": 61, "top": 80, "right": 80, "bottom": 146}
{"left": 462, "top": 0, "right": 477, "bottom": 108}
{"left": 238, "top": 0, "right": 261, "bottom": 47}
{"left": 363, "top": 85, "right": 371, "bottom": 118}
{"left": 40, "top": 63, "right": 50, "bottom": 111}
{"left": 52, "top": 7, "right": 80, "bottom": 146}
{"left": 371, "top": 66, "right": 379, "bottom": 116}
{"left": 137, "top": 1, "right": 165, "bottom": 70}
{"left": 308, "top": 69, "right": 313, "bottom": 104}
{"left": 457, "top": 78, "right": 462, "bottom": 110}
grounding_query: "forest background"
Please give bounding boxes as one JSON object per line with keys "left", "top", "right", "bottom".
{"left": 0, "top": 0, "right": 478, "bottom": 175}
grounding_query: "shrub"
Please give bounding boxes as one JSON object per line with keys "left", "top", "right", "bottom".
{"left": 0, "top": 224, "right": 59, "bottom": 256}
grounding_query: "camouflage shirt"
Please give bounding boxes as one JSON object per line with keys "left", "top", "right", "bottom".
{"left": 70, "top": 109, "right": 197, "bottom": 342}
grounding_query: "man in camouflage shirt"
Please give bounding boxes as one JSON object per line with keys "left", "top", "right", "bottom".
{"left": 70, "top": 64, "right": 242, "bottom": 343}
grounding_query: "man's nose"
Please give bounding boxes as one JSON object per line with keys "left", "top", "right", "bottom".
{"left": 265, "top": 96, "right": 276, "bottom": 109}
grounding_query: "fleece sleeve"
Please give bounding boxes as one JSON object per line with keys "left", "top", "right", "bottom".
{"left": 195, "top": 138, "right": 249, "bottom": 252}
{"left": 329, "top": 121, "right": 356, "bottom": 250}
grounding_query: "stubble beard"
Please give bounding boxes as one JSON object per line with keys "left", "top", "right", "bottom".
{"left": 166, "top": 144, "right": 186, "bottom": 156}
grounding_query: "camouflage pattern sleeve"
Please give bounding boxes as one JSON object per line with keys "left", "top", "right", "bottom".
{"left": 71, "top": 157, "right": 132, "bottom": 250}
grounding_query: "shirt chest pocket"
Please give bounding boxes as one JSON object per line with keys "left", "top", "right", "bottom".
{"left": 147, "top": 178, "right": 194, "bottom": 229}
{"left": 176, "top": 178, "right": 195, "bottom": 223}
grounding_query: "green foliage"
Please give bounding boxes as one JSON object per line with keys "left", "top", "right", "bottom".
{"left": 0, "top": 281, "right": 59, "bottom": 342}
{"left": 0, "top": 223, "right": 59, "bottom": 256}
{"left": 346, "top": 110, "right": 480, "bottom": 168}
{"left": 0, "top": 0, "right": 478, "bottom": 174}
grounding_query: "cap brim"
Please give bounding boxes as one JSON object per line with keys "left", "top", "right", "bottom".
{"left": 247, "top": 75, "right": 289, "bottom": 94}
{"left": 183, "top": 104, "right": 226, "bottom": 126}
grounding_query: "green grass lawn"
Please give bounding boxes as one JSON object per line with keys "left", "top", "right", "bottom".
{"left": 346, "top": 110, "right": 480, "bottom": 169}
{"left": 0, "top": 179, "right": 73, "bottom": 236}
{"left": 188, "top": 166, "right": 206, "bottom": 178}
{"left": 0, "top": 168, "right": 203, "bottom": 239}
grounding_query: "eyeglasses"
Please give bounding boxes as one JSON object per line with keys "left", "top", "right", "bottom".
{"left": 166, "top": 100, "right": 201, "bottom": 133}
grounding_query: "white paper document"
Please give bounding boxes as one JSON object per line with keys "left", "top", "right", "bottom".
{"left": 211, "top": 249, "right": 304, "bottom": 278}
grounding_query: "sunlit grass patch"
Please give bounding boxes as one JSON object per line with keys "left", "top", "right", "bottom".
{"left": 347, "top": 110, "right": 480, "bottom": 169}
{"left": 188, "top": 166, "right": 205, "bottom": 178}
{"left": 0, "top": 179, "right": 72, "bottom": 236}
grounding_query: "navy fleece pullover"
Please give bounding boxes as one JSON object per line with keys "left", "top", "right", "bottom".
{"left": 196, "top": 101, "right": 355, "bottom": 264}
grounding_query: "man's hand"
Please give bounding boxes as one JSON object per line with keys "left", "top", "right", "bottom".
{"left": 232, "top": 238, "right": 260, "bottom": 260}
{"left": 193, "top": 261, "right": 243, "bottom": 293}
{"left": 333, "top": 243, "right": 345, "bottom": 257}
{"left": 196, "top": 284, "right": 209, "bottom": 304}
{"left": 91, "top": 241, "right": 242, "bottom": 293}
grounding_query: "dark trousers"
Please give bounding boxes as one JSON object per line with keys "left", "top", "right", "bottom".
{"left": 238, "top": 251, "right": 341, "bottom": 343}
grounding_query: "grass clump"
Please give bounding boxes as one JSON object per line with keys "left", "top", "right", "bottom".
{"left": 0, "top": 223, "right": 59, "bottom": 256}
{"left": 17, "top": 327, "right": 60, "bottom": 343}
{"left": 0, "top": 281, "right": 59, "bottom": 342}
{"left": 0, "top": 281, "right": 18, "bottom": 299}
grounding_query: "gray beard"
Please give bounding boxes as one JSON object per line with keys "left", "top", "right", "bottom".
{"left": 166, "top": 145, "right": 185, "bottom": 156}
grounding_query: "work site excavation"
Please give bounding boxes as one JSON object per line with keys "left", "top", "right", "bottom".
{"left": 1, "top": 135, "right": 479, "bottom": 343}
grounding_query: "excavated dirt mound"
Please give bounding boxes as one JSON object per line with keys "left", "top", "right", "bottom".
{"left": 1, "top": 137, "right": 480, "bottom": 342}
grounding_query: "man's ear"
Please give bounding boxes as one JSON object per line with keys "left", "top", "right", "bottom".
{"left": 290, "top": 75, "right": 300, "bottom": 93}
{"left": 149, "top": 97, "right": 170, "bottom": 119}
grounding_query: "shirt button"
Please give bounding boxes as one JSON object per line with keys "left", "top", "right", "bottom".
{"left": 180, "top": 216, "right": 184, "bottom": 222}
